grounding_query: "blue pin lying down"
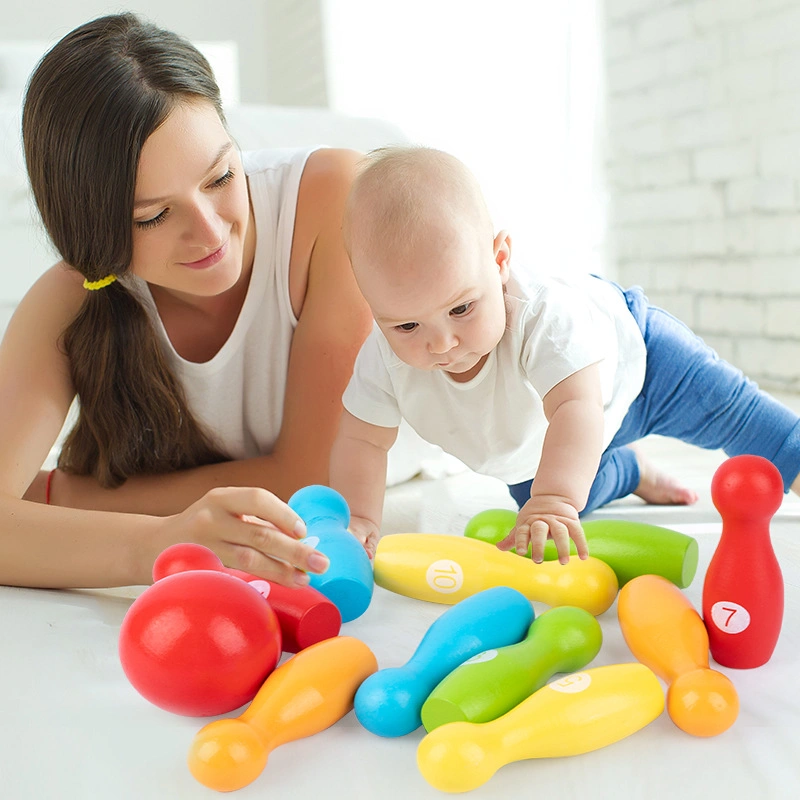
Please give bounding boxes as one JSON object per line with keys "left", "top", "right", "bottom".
{"left": 354, "top": 586, "right": 535, "bottom": 737}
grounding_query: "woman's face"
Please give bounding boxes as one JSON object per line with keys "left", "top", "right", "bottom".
{"left": 130, "top": 100, "right": 250, "bottom": 298}
{"left": 354, "top": 225, "right": 511, "bottom": 382}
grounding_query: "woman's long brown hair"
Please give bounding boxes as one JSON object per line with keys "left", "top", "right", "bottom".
{"left": 22, "top": 13, "right": 227, "bottom": 487}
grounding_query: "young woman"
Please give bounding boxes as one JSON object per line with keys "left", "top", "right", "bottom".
{"left": 0, "top": 13, "right": 373, "bottom": 588}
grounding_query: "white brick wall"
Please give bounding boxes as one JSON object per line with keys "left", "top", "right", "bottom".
{"left": 605, "top": 0, "right": 800, "bottom": 392}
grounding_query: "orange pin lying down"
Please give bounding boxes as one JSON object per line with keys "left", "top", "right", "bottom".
{"left": 188, "top": 636, "right": 377, "bottom": 792}
{"left": 617, "top": 574, "right": 739, "bottom": 737}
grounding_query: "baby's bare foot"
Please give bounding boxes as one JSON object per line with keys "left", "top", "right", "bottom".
{"left": 630, "top": 445, "right": 698, "bottom": 506}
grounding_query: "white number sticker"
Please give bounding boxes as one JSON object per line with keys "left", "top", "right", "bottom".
{"left": 548, "top": 672, "right": 592, "bottom": 694}
{"left": 710, "top": 601, "right": 751, "bottom": 634}
{"left": 247, "top": 580, "right": 272, "bottom": 600}
{"left": 464, "top": 650, "right": 498, "bottom": 665}
{"left": 425, "top": 559, "right": 464, "bottom": 594}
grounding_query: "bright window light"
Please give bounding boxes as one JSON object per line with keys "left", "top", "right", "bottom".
{"left": 321, "top": 0, "right": 606, "bottom": 279}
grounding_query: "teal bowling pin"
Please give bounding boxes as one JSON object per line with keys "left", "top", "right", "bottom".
{"left": 421, "top": 606, "right": 602, "bottom": 731}
{"left": 288, "top": 485, "right": 374, "bottom": 623}
{"left": 354, "top": 587, "right": 534, "bottom": 737}
{"left": 465, "top": 510, "right": 699, "bottom": 587}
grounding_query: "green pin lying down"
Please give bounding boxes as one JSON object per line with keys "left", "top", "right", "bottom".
{"left": 421, "top": 606, "right": 602, "bottom": 732}
{"left": 464, "top": 510, "right": 698, "bottom": 588}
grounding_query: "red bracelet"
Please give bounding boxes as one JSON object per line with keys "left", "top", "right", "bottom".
{"left": 45, "top": 468, "right": 56, "bottom": 505}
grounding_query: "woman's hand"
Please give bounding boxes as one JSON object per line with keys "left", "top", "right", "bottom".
{"left": 157, "top": 486, "right": 330, "bottom": 587}
{"left": 497, "top": 494, "right": 588, "bottom": 565}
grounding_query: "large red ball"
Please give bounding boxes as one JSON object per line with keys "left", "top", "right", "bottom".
{"left": 119, "top": 570, "right": 282, "bottom": 716}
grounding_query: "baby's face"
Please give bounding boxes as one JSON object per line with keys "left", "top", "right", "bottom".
{"left": 355, "top": 230, "right": 510, "bottom": 382}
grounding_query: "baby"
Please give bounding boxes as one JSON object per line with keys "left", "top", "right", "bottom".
{"left": 330, "top": 146, "right": 800, "bottom": 563}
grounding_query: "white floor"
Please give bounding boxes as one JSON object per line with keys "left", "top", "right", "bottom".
{"left": 2, "top": 395, "right": 799, "bottom": 799}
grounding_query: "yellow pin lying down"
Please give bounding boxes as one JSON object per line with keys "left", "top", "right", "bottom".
{"left": 374, "top": 533, "right": 619, "bottom": 616}
{"left": 417, "top": 662, "right": 665, "bottom": 793}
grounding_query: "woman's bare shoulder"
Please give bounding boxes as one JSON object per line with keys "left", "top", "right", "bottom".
{"left": 288, "top": 149, "right": 363, "bottom": 314}
{"left": 11, "top": 262, "right": 85, "bottom": 335}
{"left": 302, "top": 147, "right": 362, "bottom": 181}
{"left": 297, "top": 148, "right": 362, "bottom": 215}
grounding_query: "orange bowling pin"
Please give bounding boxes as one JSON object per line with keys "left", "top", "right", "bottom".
{"left": 188, "top": 636, "right": 377, "bottom": 791}
{"left": 374, "top": 533, "right": 618, "bottom": 616}
{"left": 617, "top": 574, "right": 738, "bottom": 737}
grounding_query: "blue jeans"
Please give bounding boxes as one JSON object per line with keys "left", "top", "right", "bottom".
{"left": 508, "top": 283, "right": 800, "bottom": 514}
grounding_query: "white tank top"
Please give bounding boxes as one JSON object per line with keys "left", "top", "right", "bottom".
{"left": 126, "top": 147, "right": 315, "bottom": 459}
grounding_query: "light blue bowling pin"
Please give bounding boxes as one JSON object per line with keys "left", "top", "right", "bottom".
{"left": 354, "top": 587, "right": 534, "bottom": 737}
{"left": 288, "top": 485, "right": 374, "bottom": 623}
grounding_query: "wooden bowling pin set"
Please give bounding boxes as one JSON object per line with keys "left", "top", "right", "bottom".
{"left": 117, "top": 455, "right": 786, "bottom": 793}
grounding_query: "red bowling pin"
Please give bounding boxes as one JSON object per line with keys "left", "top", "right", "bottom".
{"left": 702, "top": 455, "right": 784, "bottom": 668}
{"left": 153, "top": 543, "right": 341, "bottom": 653}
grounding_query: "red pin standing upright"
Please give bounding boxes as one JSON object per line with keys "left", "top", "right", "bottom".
{"left": 702, "top": 455, "right": 784, "bottom": 668}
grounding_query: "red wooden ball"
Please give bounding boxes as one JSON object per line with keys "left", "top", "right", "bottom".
{"left": 119, "top": 570, "right": 282, "bottom": 716}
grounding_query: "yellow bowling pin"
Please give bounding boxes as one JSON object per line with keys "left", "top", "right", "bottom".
{"left": 374, "top": 534, "right": 618, "bottom": 616}
{"left": 417, "top": 663, "right": 664, "bottom": 793}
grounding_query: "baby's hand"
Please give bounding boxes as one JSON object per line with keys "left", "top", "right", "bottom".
{"left": 348, "top": 516, "right": 380, "bottom": 560}
{"left": 497, "top": 495, "right": 588, "bottom": 565}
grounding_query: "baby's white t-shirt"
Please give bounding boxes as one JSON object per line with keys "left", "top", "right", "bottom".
{"left": 342, "top": 274, "right": 647, "bottom": 484}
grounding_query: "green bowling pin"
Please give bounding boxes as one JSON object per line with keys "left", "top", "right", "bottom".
{"left": 465, "top": 510, "right": 698, "bottom": 588}
{"left": 421, "top": 606, "right": 602, "bottom": 732}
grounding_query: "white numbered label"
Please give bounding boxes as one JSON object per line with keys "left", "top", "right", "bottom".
{"left": 710, "top": 601, "right": 751, "bottom": 634}
{"left": 247, "top": 580, "right": 272, "bottom": 600}
{"left": 425, "top": 559, "right": 464, "bottom": 594}
{"left": 548, "top": 672, "right": 592, "bottom": 694}
{"left": 464, "top": 650, "right": 498, "bottom": 665}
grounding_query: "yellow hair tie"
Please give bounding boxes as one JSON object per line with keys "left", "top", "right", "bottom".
{"left": 83, "top": 274, "right": 117, "bottom": 291}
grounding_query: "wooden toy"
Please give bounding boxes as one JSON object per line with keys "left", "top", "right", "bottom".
{"left": 702, "top": 455, "right": 784, "bottom": 668}
{"left": 465, "top": 509, "right": 699, "bottom": 587}
{"left": 188, "top": 636, "right": 377, "bottom": 792}
{"left": 416, "top": 663, "right": 664, "bottom": 793}
{"left": 152, "top": 542, "right": 341, "bottom": 653}
{"left": 354, "top": 587, "right": 534, "bottom": 738}
{"left": 288, "top": 485, "right": 374, "bottom": 622}
{"left": 119, "top": 570, "right": 282, "bottom": 716}
{"left": 373, "top": 533, "right": 618, "bottom": 616}
{"left": 421, "top": 606, "right": 602, "bottom": 731}
{"left": 618, "top": 574, "right": 738, "bottom": 737}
